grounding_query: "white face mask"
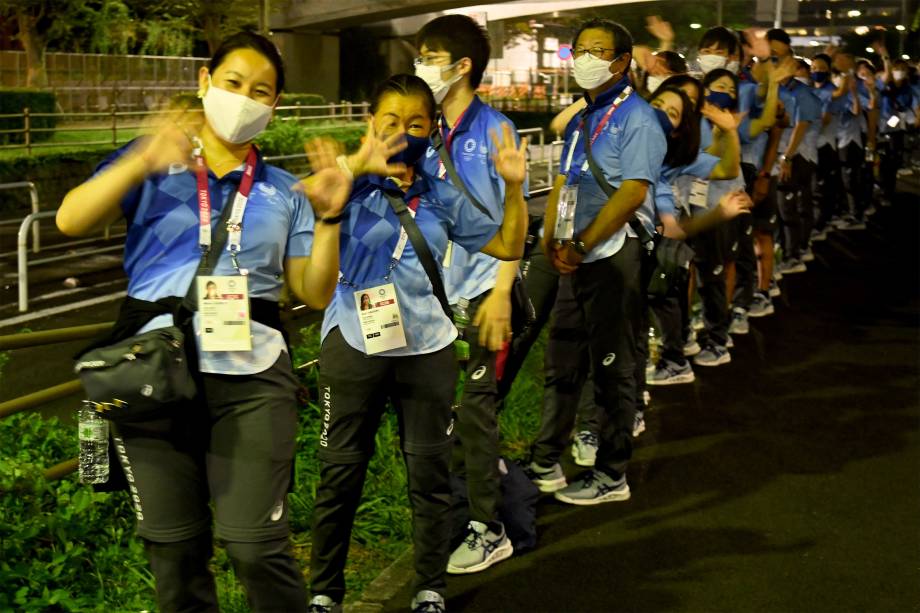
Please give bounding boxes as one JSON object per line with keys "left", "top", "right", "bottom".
{"left": 647, "top": 75, "right": 667, "bottom": 93}
{"left": 892, "top": 70, "right": 906, "bottom": 81}
{"left": 698, "top": 54, "right": 727, "bottom": 74}
{"left": 415, "top": 61, "right": 462, "bottom": 103}
{"left": 574, "top": 53, "right": 619, "bottom": 90}
{"left": 726, "top": 60, "right": 740, "bottom": 74}
{"left": 794, "top": 76, "right": 811, "bottom": 86}
{"left": 201, "top": 75, "right": 274, "bottom": 144}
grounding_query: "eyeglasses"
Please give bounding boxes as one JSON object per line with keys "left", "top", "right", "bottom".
{"left": 414, "top": 54, "right": 452, "bottom": 67}
{"left": 573, "top": 47, "right": 617, "bottom": 59}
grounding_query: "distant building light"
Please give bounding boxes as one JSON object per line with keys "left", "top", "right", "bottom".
{"left": 854, "top": 26, "right": 870, "bottom": 35}
{"left": 809, "top": 41, "right": 821, "bottom": 47}
{"left": 866, "top": 47, "right": 874, "bottom": 54}
{"left": 903, "top": 54, "right": 911, "bottom": 60}
{"left": 690, "top": 23, "right": 702, "bottom": 29}
{"left": 847, "top": 10, "right": 861, "bottom": 17}
{"left": 896, "top": 25, "right": 906, "bottom": 31}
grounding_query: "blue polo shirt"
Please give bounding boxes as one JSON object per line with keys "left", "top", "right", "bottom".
{"left": 837, "top": 88, "right": 862, "bottom": 149}
{"left": 880, "top": 81, "right": 915, "bottom": 133}
{"left": 95, "top": 141, "right": 314, "bottom": 375}
{"left": 558, "top": 76, "right": 666, "bottom": 262}
{"left": 321, "top": 171, "right": 500, "bottom": 356}
{"left": 813, "top": 81, "right": 845, "bottom": 149}
{"left": 419, "top": 96, "right": 522, "bottom": 304}
{"left": 781, "top": 79, "right": 822, "bottom": 163}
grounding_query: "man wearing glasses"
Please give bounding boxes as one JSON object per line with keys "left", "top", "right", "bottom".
{"left": 414, "top": 15, "right": 527, "bottom": 575}
{"left": 537, "top": 18, "right": 666, "bottom": 505}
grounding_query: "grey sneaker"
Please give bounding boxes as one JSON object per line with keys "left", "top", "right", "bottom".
{"left": 726, "top": 336, "right": 735, "bottom": 348}
{"left": 309, "top": 595, "right": 342, "bottom": 613}
{"left": 748, "top": 292, "right": 774, "bottom": 318}
{"left": 693, "top": 344, "right": 731, "bottom": 367}
{"left": 572, "top": 430, "right": 598, "bottom": 467}
{"left": 647, "top": 359, "right": 695, "bottom": 386}
{"left": 632, "top": 412, "right": 646, "bottom": 437}
{"left": 525, "top": 461, "right": 567, "bottom": 493}
{"left": 768, "top": 279, "right": 781, "bottom": 297}
{"left": 810, "top": 228, "right": 827, "bottom": 242}
{"left": 691, "top": 315, "right": 705, "bottom": 331}
{"left": 800, "top": 247, "right": 815, "bottom": 263}
{"left": 683, "top": 338, "right": 701, "bottom": 357}
{"left": 840, "top": 216, "right": 866, "bottom": 230}
{"left": 729, "top": 307, "right": 749, "bottom": 335}
{"left": 447, "top": 520, "right": 513, "bottom": 574}
{"left": 411, "top": 590, "right": 446, "bottom": 613}
{"left": 778, "top": 257, "right": 806, "bottom": 274}
{"left": 554, "top": 470, "right": 630, "bottom": 506}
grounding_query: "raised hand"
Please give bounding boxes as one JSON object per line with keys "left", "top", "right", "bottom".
{"left": 718, "top": 190, "right": 753, "bottom": 219}
{"left": 770, "top": 57, "right": 798, "bottom": 84}
{"left": 132, "top": 107, "right": 197, "bottom": 174}
{"left": 646, "top": 16, "right": 674, "bottom": 45}
{"left": 490, "top": 122, "right": 528, "bottom": 186}
{"left": 742, "top": 27, "right": 771, "bottom": 60}
{"left": 299, "top": 138, "right": 352, "bottom": 220}
{"left": 701, "top": 102, "right": 745, "bottom": 132}
{"left": 346, "top": 119, "right": 408, "bottom": 177}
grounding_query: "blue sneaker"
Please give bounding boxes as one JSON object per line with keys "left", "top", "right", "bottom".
{"left": 554, "top": 470, "right": 630, "bottom": 506}
{"left": 693, "top": 344, "right": 731, "bottom": 367}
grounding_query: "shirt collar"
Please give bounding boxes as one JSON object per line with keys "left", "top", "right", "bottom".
{"left": 584, "top": 75, "right": 632, "bottom": 112}
{"left": 366, "top": 171, "right": 432, "bottom": 199}
{"left": 440, "top": 95, "right": 484, "bottom": 139}
{"left": 209, "top": 145, "right": 268, "bottom": 183}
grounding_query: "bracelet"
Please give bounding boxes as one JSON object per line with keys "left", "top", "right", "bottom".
{"left": 319, "top": 212, "right": 345, "bottom": 225}
{"left": 335, "top": 154, "right": 354, "bottom": 181}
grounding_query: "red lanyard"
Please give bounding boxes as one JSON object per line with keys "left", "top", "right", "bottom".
{"left": 194, "top": 146, "right": 258, "bottom": 253}
{"left": 579, "top": 85, "right": 633, "bottom": 145}
{"left": 437, "top": 108, "right": 469, "bottom": 178}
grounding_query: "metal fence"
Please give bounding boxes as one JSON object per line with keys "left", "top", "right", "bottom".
{"left": 0, "top": 102, "right": 369, "bottom": 155}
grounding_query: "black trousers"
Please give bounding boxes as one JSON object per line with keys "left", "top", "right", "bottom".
{"left": 650, "top": 278, "right": 690, "bottom": 365}
{"left": 692, "top": 230, "right": 729, "bottom": 348}
{"left": 115, "top": 354, "right": 308, "bottom": 613}
{"left": 777, "top": 155, "right": 816, "bottom": 257}
{"left": 532, "top": 240, "right": 642, "bottom": 479}
{"left": 451, "top": 290, "right": 503, "bottom": 525}
{"left": 310, "top": 328, "right": 457, "bottom": 602}
{"left": 733, "top": 163, "right": 758, "bottom": 310}
{"left": 815, "top": 144, "right": 843, "bottom": 229}
{"left": 841, "top": 141, "right": 870, "bottom": 219}
{"left": 879, "top": 131, "right": 905, "bottom": 200}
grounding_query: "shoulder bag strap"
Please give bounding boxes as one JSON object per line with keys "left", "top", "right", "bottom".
{"left": 582, "top": 119, "right": 657, "bottom": 251}
{"left": 431, "top": 128, "right": 495, "bottom": 221}
{"left": 382, "top": 191, "right": 453, "bottom": 319}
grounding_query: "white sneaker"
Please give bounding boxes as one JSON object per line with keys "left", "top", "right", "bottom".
{"left": 447, "top": 521, "right": 514, "bottom": 575}
{"left": 571, "top": 430, "right": 598, "bottom": 467}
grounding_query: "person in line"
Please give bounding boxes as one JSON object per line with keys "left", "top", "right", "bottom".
{"left": 412, "top": 13, "right": 527, "bottom": 576}
{"left": 533, "top": 18, "right": 666, "bottom": 504}
{"left": 57, "top": 32, "right": 354, "bottom": 613}
{"left": 307, "top": 74, "right": 527, "bottom": 613}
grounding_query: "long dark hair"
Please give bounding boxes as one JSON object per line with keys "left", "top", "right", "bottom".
{"left": 658, "top": 74, "right": 703, "bottom": 113}
{"left": 369, "top": 74, "right": 437, "bottom": 119}
{"left": 649, "top": 86, "right": 701, "bottom": 168}
{"left": 210, "top": 31, "right": 285, "bottom": 93}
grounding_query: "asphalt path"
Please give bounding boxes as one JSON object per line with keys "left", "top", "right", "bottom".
{"left": 382, "top": 187, "right": 920, "bottom": 612}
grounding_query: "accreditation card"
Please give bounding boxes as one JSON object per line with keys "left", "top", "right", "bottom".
{"left": 197, "top": 275, "right": 252, "bottom": 352}
{"left": 355, "top": 283, "right": 408, "bottom": 354}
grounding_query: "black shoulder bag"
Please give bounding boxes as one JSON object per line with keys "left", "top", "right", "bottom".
{"left": 431, "top": 128, "right": 536, "bottom": 331}
{"left": 74, "top": 190, "right": 239, "bottom": 423}
{"left": 583, "top": 132, "right": 694, "bottom": 299}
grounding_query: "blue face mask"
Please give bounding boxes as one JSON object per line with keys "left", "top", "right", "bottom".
{"left": 388, "top": 134, "right": 432, "bottom": 167}
{"left": 811, "top": 71, "right": 829, "bottom": 84}
{"left": 653, "top": 107, "right": 675, "bottom": 137}
{"left": 706, "top": 91, "right": 735, "bottom": 111}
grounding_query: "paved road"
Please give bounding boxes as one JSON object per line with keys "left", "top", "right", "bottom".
{"left": 382, "top": 188, "right": 920, "bottom": 612}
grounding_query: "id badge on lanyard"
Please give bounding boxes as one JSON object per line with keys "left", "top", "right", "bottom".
{"left": 688, "top": 178, "right": 710, "bottom": 210}
{"left": 555, "top": 87, "right": 632, "bottom": 241}
{"left": 194, "top": 141, "right": 258, "bottom": 352}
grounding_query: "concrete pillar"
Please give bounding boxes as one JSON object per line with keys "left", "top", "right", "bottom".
{"left": 272, "top": 31, "right": 340, "bottom": 101}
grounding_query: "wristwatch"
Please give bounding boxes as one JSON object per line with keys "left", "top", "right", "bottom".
{"left": 570, "top": 239, "right": 588, "bottom": 256}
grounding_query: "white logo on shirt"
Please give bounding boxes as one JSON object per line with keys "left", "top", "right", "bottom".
{"left": 472, "top": 365, "right": 487, "bottom": 380}
{"left": 602, "top": 353, "right": 616, "bottom": 366}
{"left": 168, "top": 163, "right": 188, "bottom": 174}
{"left": 258, "top": 183, "right": 277, "bottom": 196}
{"left": 464, "top": 138, "right": 477, "bottom": 153}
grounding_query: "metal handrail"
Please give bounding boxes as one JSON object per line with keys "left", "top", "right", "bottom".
{"left": 17, "top": 210, "right": 57, "bottom": 312}
{"left": 0, "top": 182, "right": 41, "bottom": 252}
{"left": 0, "top": 322, "right": 113, "bottom": 351}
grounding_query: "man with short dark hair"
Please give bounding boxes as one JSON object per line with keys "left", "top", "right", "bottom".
{"left": 536, "top": 18, "right": 666, "bottom": 505}
{"left": 415, "top": 14, "right": 527, "bottom": 574}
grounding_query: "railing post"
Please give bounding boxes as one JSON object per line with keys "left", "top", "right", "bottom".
{"left": 329, "top": 101, "right": 335, "bottom": 118}
{"left": 23, "top": 107, "right": 31, "bottom": 156}
{"left": 28, "top": 182, "right": 40, "bottom": 254}
{"left": 111, "top": 104, "right": 117, "bottom": 146}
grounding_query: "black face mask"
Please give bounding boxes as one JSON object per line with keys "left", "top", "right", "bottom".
{"left": 387, "top": 134, "right": 431, "bottom": 167}
{"left": 654, "top": 107, "right": 675, "bottom": 137}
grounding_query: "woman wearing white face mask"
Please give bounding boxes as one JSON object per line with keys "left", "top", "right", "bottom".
{"left": 56, "top": 32, "right": 378, "bottom": 612}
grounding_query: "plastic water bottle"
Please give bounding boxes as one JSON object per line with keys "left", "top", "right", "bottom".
{"left": 453, "top": 297, "right": 471, "bottom": 362}
{"left": 78, "top": 401, "right": 109, "bottom": 484}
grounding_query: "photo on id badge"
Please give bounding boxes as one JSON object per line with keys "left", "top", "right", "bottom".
{"left": 197, "top": 275, "right": 252, "bottom": 352}
{"left": 354, "top": 283, "right": 407, "bottom": 354}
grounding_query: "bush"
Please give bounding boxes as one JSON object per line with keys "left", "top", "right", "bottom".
{"left": 0, "top": 90, "right": 58, "bottom": 145}
{"left": 280, "top": 93, "right": 326, "bottom": 107}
